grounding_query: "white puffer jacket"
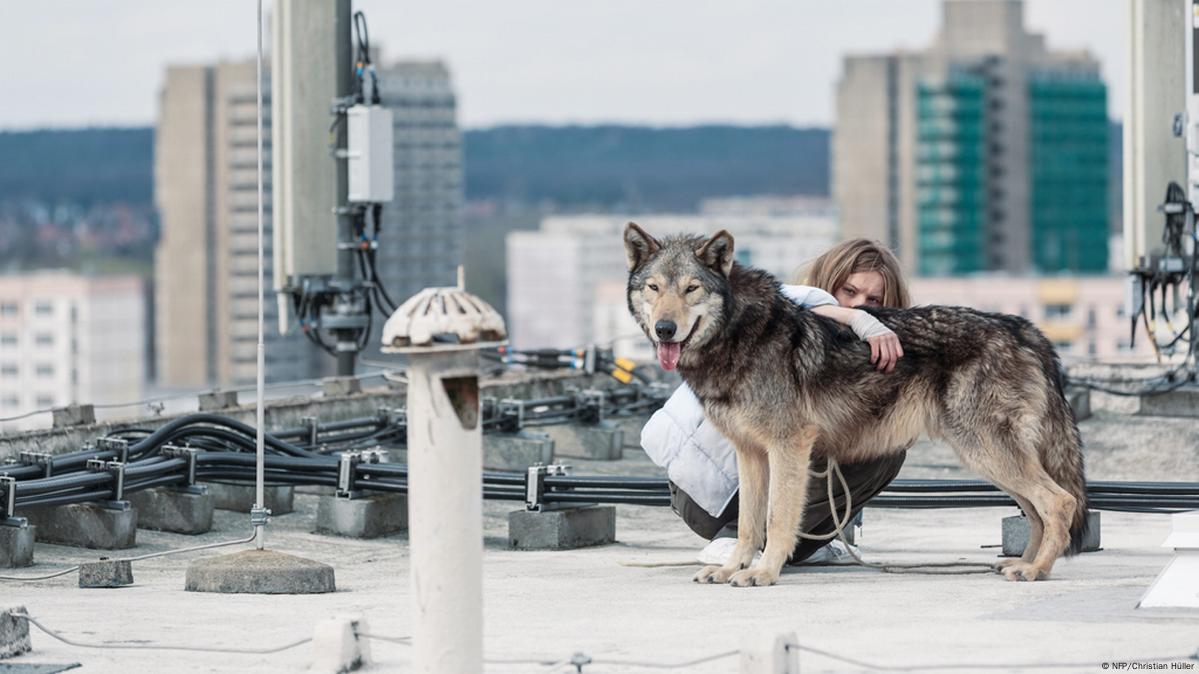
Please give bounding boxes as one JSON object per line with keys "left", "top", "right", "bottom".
{"left": 639, "top": 285, "right": 838, "bottom": 517}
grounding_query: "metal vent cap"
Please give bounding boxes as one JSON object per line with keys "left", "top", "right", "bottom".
{"left": 381, "top": 286, "right": 507, "bottom": 353}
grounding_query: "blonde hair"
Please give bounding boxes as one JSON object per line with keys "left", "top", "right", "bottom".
{"left": 794, "top": 239, "right": 911, "bottom": 309}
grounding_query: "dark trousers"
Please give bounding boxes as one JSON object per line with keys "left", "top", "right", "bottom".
{"left": 669, "top": 451, "right": 907, "bottom": 563}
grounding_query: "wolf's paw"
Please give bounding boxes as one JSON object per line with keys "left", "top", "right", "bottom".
{"left": 728, "top": 567, "right": 778, "bottom": 588}
{"left": 1001, "top": 562, "right": 1046, "bottom": 582}
{"left": 693, "top": 565, "right": 735, "bottom": 584}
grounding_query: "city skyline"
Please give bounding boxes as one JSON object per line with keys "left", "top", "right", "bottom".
{"left": 1, "top": 1, "right": 1125, "bottom": 130}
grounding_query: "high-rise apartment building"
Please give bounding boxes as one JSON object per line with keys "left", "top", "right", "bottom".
{"left": 365, "top": 61, "right": 464, "bottom": 355}
{"left": 155, "top": 61, "right": 312, "bottom": 388}
{"left": 834, "top": 0, "right": 1108, "bottom": 276}
{"left": 0, "top": 272, "right": 145, "bottom": 430}
{"left": 155, "top": 58, "right": 464, "bottom": 384}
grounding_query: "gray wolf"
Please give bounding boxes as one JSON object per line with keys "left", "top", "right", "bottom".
{"left": 623, "top": 223, "right": 1088, "bottom": 587}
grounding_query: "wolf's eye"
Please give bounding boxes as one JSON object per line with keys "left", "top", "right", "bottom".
{"left": 647, "top": 283, "right": 659, "bottom": 292}
{"left": 685, "top": 284, "right": 699, "bottom": 294}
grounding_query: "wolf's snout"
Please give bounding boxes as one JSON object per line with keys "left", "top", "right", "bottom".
{"left": 654, "top": 320, "right": 677, "bottom": 341}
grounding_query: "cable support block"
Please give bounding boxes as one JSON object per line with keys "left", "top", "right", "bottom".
{"left": 250, "top": 505, "right": 271, "bottom": 527}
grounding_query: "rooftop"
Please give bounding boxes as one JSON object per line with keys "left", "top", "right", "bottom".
{"left": 2, "top": 368, "right": 1197, "bottom": 672}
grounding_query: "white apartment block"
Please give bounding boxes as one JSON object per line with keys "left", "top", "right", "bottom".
{"left": 909, "top": 276, "right": 1157, "bottom": 361}
{"left": 508, "top": 208, "right": 838, "bottom": 351}
{"left": 0, "top": 272, "right": 145, "bottom": 429}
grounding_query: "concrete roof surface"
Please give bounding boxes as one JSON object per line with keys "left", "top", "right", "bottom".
{"left": 3, "top": 409, "right": 1198, "bottom": 673}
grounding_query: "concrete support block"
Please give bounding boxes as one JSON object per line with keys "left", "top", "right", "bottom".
{"left": 205, "top": 483, "right": 294, "bottom": 515}
{"left": 739, "top": 630, "right": 799, "bottom": 674}
{"left": 323, "top": 376, "right": 363, "bottom": 397}
{"left": 185, "top": 549, "right": 336, "bottom": 594}
{"left": 296, "top": 485, "right": 338, "bottom": 496}
{"left": 78, "top": 558, "right": 133, "bottom": 588}
{"left": 315, "top": 493, "right": 407, "bottom": 538}
{"left": 127, "top": 487, "right": 214, "bottom": 535}
{"left": 1002, "top": 511, "right": 1101, "bottom": 557}
{"left": 1, "top": 606, "right": 31, "bottom": 659}
{"left": 484, "top": 430, "right": 553, "bottom": 471}
{"left": 21, "top": 503, "right": 137, "bottom": 550}
{"left": 52, "top": 403, "right": 95, "bottom": 428}
{"left": 198, "top": 389, "right": 239, "bottom": 411}
{"left": 508, "top": 506, "right": 616, "bottom": 550}
{"left": 543, "top": 421, "right": 624, "bottom": 461}
{"left": 0, "top": 525, "right": 35, "bottom": 568}
{"left": 311, "top": 615, "right": 371, "bottom": 673}
{"left": 1066, "top": 387, "right": 1091, "bottom": 421}
{"left": 1137, "top": 387, "right": 1199, "bottom": 418}
{"left": 610, "top": 415, "right": 650, "bottom": 448}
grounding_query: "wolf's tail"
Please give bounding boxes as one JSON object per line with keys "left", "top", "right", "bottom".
{"left": 1039, "top": 357, "right": 1089, "bottom": 556}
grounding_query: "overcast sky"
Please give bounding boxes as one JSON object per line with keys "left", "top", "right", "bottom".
{"left": 0, "top": 0, "right": 1126, "bottom": 130}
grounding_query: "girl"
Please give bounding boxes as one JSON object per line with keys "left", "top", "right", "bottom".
{"left": 640, "top": 238, "right": 912, "bottom": 565}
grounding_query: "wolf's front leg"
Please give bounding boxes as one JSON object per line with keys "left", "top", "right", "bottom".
{"left": 729, "top": 425, "right": 819, "bottom": 587}
{"left": 694, "top": 445, "right": 768, "bottom": 584}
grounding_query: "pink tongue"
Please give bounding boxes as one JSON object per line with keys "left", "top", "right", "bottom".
{"left": 657, "top": 342, "right": 682, "bottom": 371}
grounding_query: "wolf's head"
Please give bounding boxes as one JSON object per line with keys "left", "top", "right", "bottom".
{"left": 623, "top": 222, "right": 733, "bottom": 371}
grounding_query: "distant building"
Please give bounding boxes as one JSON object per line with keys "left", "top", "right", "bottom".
{"left": 155, "top": 60, "right": 314, "bottom": 389}
{"left": 833, "top": 0, "right": 1109, "bottom": 276}
{"left": 509, "top": 203, "right": 838, "bottom": 351}
{"left": 155, "top": 58, "right": 464, "bottom": 385}
{"left": 367, "top": 60, "right": 465, "bottom": 355}
{"left": 0, "top": 272, "right": 145, "bottom": 429}
{"left": 910, "top": 276, "right": 1154, "bottom": 361}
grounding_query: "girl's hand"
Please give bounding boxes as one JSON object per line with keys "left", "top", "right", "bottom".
{"left": 849, "top": 311, "right": 904, "bottom": 373}
{"left": 867, "top": 331, "right": 904, "bottom": 373}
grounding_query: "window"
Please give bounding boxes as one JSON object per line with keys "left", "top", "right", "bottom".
{"left": 35, "top": 395, "right": 54, "bottom": 407}
{"left": 1086, "top": 307, "right": 1096, "bottom": 328}
{"left": 1052, "top": 340, "right": 1073, "bottom": 352}
{"left": 1, "top": 395, "right": 17, "bottom": 408}
{"left": 0, "top": 364, "right": 16, "bottom": 377}
{"left": 0, "top": 302, "right": 16, "bottom": 317}
{"left": 0, "top": 333, "right": 15, "bottom": 347}
{"left": 33, "top": 301, "right": 53, "bottom": 316}
{"left": 1087, "top": 341, "right": 1097, "bottom": 357}
{"left": 1044, "top": 303, "right": 1072, "bottom": 320}
{"left": 35, "top": 363, "right": 53, "bottom": 377}
{"left": 35, "top": 333, "right": 53, "bottom": 347}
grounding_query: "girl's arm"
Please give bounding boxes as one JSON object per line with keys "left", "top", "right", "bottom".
{"left": 809, "top": 304, "right": 904, "bottom": 373}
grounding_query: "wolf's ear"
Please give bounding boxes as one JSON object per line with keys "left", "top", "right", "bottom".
{"left": 624, "top": 222, "right": 661, "bottom": 271}
{"left": 696, "top": 230, "right": 735, "bottom": 276}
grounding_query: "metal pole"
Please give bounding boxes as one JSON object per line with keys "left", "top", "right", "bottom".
{"left": 408, "top": 351, "right": 484, "bottom": 673}
{"left": 254, "top": 0, "right": 267, "bottom": 549}
{"left": 334, "top": 0, "right": 356, "bottom": 377}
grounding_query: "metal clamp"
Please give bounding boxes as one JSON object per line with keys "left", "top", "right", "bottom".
{"left": 301, "top": 416, "right": 320, "bottom": 448}
{"left": 498, "top": 398, "right": 525, "bottom": 433}
{"left": 96, "top": 437, "right": 130, "bottom": 463}
{"left": 524, "top": 463, "right": 571, "bottom": 512}
{"left": 18, "top": 451, "right": 53, "bottom": 478}
{"left": 337, "top": 451, "right": 363, "bottom": 498}
{"left": 1, "top": 476, "right": 25, "bottom": 528}
{"left": 161, "top": 444, "right": 204, "bottom": 493}
{"left": 86, "top": 459, "right": 129, "bottom": 510}
{"left": 250, "top": 506, "right": 271, "bottom": 527}
{"left": 578, "top": 389, "right": 606, "bottom": 425}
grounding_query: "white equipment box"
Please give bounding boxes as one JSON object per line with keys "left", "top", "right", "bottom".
{"left": 347, "top": 104, "right": 394, "bottom": 203}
